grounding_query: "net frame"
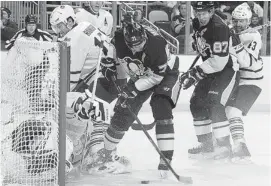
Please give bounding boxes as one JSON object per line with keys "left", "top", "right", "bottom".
{"left": 0, "top": 40, "right": 68, "bottom": 186}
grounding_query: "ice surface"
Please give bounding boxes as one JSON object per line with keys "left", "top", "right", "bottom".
{"left": 66, "top": 111, "right": 270, "bottom": 186}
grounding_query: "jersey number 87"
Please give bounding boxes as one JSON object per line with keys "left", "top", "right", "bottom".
{"left": 213, "top": 41, "right": 228, "bottom": 53}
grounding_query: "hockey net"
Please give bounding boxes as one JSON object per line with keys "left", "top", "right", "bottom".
{"left": 1, "top": 40, "right": 67, "bottom": 186}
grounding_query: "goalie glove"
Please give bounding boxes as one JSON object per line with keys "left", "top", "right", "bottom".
{"left": 100, "top": 57, "right": 117, "bottom": 81}
{"left": 179, "top": 66, "right": 207, "bottom": 90}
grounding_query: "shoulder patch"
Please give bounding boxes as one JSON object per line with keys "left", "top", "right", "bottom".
{"left": 83, "top": 24, "right": 96, "bottom": 36}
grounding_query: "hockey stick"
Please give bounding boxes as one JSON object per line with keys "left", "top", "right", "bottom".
{"left": 111, "top": 76, "right": 193, "bottom": 184}
{"left": 131, "top": 54, "right": 201, "bottom": 131}
{"left": 238, "top": 21, "right": 271, "bottom": 35}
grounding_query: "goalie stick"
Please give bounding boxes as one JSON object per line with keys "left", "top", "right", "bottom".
{"left": 111, "top": 76, "right": 193, "bottom": 184}
{"left": 131, "top": 54, "right": 201, "bottom": 131}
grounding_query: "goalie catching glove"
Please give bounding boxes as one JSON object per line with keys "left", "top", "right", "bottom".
{"left": 100, "top": 57, "right": 117, "bottom": 81}
{"left": 179, "top": 66, "right": 207, "bottom": 90}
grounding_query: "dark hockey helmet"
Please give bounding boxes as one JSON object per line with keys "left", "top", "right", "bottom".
{"left": 123, "top": 24, "right": 146, "bottom": 48}
{"left": 192, "top": 1, "right": 214, "bottom": 11}
{"left": 25, "top": 14, "right": 37, "bottom": 25}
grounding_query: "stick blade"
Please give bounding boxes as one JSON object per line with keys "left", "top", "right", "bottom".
{"left": 178, "top": 175, "right": 193, "bottom": 184}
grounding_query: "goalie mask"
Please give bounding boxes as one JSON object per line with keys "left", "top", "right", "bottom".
{"left": 50, "top": 5, "right": 76, "bottom": 35}
{"left": 232, "top": 5, "right": 252, "bottom": 33}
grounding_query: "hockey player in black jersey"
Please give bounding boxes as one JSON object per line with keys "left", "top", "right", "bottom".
{"left": 180, "top": 1, "right": 239, "bottom": 159}
{"left": 86, "top": 13, "right": 181, "bottom": 178}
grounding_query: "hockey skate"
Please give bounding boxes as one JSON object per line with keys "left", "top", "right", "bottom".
{"left": 188, "top": 141, "right": 214, "bottom": 159}
{"left": 188, "top": 141, "right": 231, "bottom": 160}
{"left": 231, "top": 142, "right": 252, "bottom": 164}
{"left": 158, "top": 158, "right": 171, "bottom": 179}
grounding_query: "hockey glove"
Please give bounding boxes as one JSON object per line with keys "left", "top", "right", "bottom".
{"left": 72, "top": 91, "right": 100, "bottom": 120}
{"left": 117, "top": 83, "right": 139, "bottom": 108}
{"left": 179, "top": 66, "right": 207, "bottom": 90}
{"left": 100, "top": 57, "right": 117, "bottom": 81}
{"left": 230, "top": 29, "right": 244, "bottom": 53}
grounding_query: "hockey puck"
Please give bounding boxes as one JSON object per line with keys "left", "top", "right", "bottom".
{"left": 140, "top": 180, "right": 150, "bottom": 184}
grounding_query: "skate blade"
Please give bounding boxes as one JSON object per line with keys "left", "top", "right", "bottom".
{"left": 188, "top": 147, "right": 230, "bottom": 160}
{"left": 231, "top": 157, "right": 253, "bottom": 165}
{"left": 188, "top": 152, "right": 214, "bottom": 160}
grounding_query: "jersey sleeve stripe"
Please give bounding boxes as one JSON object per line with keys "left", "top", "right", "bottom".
{"left": 240, "top": 76, "right": 263, "bottom": 80}
{"left": 240, "top": 66, "right": 263, "bottom": 73}
{"left": 43, "top": 34, "right": 53, "bottom": 41}
{"left": 5, "top": 29, "right": 24, "bottom": 49}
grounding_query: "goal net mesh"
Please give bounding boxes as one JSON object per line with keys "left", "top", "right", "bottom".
{"left": 1, "top": 40, "right": 64, "bottom": 186}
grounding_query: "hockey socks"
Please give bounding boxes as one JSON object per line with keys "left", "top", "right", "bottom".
{"left": 229, "top": 117, "right": 245, "bottom": 142}
{"left": 155, "top": 119, "right": 174, "bottom": 161}
{"left": 104, "top": 124, "right": 125, "bottom": 151}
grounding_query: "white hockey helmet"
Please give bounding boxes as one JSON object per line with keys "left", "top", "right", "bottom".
{"left": 50, "top": 5, "right": 76, "bottom": 34}
{"left": 232, "top": 4, "right": 252, "bottom": 21}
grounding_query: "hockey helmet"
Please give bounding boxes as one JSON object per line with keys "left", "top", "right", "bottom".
{"left": 232, "top": 4, "right": 252, "bottom": 20}
{"left": 25, "top": 14, "right": 37, "bottom": 25}
{"left": 50, "top": 5, "right": 76, "bottom": 31}
{"left": 192, "top": 1, "right": 214, "bottom": 11}
{"left": 123, "top": 24, "right": 146, "bottom": 49}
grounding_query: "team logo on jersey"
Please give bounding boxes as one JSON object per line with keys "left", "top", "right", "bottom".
{"left": 119, "top": 57, "right": 152, "bottom": 81}
{"left": 83, "top": 24, "right": 96, "bottom": 36}
{"left": 194, "top": 28, "right": 213, "bottom": 58}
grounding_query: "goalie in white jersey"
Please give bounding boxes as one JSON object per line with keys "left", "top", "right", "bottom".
{"left": 226, "top": 5, "right": 263, "bottom": 163}
{"left": 50, "top": 5, "right": 131, "bottom": 174}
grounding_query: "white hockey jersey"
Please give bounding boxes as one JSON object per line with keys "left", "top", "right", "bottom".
{"left": 59, "top": 22, "right": 109, "bottom": 91}
{"left": 234, "top": 31, "right": 263, "bottom": 87}
{"left": 75, "top": 7, "right": 113, "bottom": 36}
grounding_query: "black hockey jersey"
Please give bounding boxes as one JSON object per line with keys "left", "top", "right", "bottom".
{"left": 113, "top": 29, "right": 177, "bottom": 91}
{"left": 193, "top": 14, "right": 233, "bottom": 74}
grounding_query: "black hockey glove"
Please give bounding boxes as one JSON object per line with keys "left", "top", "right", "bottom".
{"left": 192, "top": 18, "right": 200, "bottom": 31}
{"left": 179, "top": 66, "right": 207, "bottom": 90}
{"left": 100, "top": 57, "right": 117, "bottom": 81}
{"left": 230, "top": 29, "right": 244, "bottom": 53}
{"left": 117, "top": 83, "right": 139, "bottom": 108}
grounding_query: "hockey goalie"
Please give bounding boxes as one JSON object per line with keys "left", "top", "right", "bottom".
{"left": 49, "top": 5, "right": 131, "bottom": 176}
{"left": 1, "top": 5, "right": 130, "bottom": 185}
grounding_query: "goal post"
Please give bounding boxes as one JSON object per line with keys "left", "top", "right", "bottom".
{"left": 1, "top": 39, "right": 69, "bottom": 186}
